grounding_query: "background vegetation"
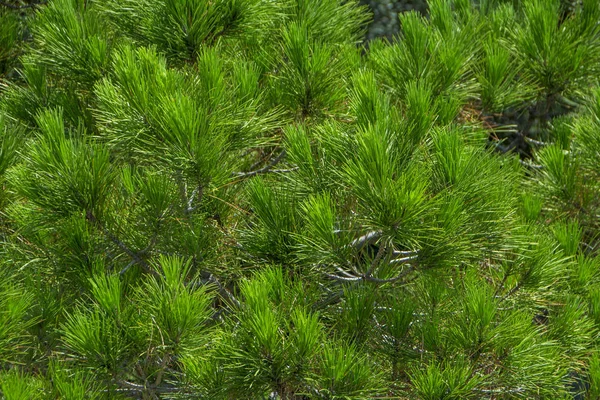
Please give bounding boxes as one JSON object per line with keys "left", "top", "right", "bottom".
{"left": 1, "top": 0, "right": 600, "bottom": 398}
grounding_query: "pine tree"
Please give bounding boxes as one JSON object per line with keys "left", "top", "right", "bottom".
{"left": 1, "top": 0, "right": 600, "bottom": 399}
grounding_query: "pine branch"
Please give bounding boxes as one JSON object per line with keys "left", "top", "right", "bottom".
{"left": 327, "top": 237, "right": 419, "bottom": 283}
{"left": 475, "top": 387, "right": 526, "bottom": 395}
{"left": 199, "top": 271, "right": 241, "bottom": 308}
{"left": 494, "top": 265, "right": 513, "bottom": 298}
{"left": 500, "top": 282, "right": 522, "bottom": 303}
{"left": 118, "top": 224, "right": 164, "bottom": 275}
{"left": 248, "top": 150, "right": 271, "bottom": 171}
{"left": 364, "top": 242, "right": 386, "bottom": 278}
{"left": 392, "top": 249, "right": 419, "bottom": 257}
{"left": 556, "top": 95, "right": 579, "bottom": 108}
{"left": 347, "top": 230, "right": 383, "bottom": 251}
{"left": 113, "top": 380, "right": 185, "bottom": 395}
{"left": 336, "top": 265, "right": 361, "bottom": 279}
{"left": 268, "top": 167, "right": 300, "bottom": 173}
{"left": 326, "top": 263, "right": 415, "bottom": 284}
{"left": 187, "top": 186, "right": 201, "bottom": 211}
{"left": 524, "top": 137, "right": 548, "bottom": 146}
{"left": 362, "top": 265, "right": 415, "bottom": 283}
{"left": 389, "top": 255, "right": 418, "bottom": 264}
{"left": 325, "top": 272, "right": 362, "bottom": 282}
{"left": 85, "top": 210, "right": 159, "bottom": 278}
{"left": 154, "top": 353, "right": 171, "bottom": 387}
{"left": 118, "top": 260, "right": 136, "bottom": 276}
{"left": 519, "top": 159, "right": 544, "bottom": 169}
{"left": 233, "top": 150, "right": 287, "bottom": 178}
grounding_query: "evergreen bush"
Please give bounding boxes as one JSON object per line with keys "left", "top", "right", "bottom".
{"left": 1, "top": 0, "right": 600, "bottom": 398}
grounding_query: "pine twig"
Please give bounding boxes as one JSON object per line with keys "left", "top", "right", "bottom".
{"left": 199, "top": 271, "right": 241, "bottom": 308}
{"left": 114, "top": 380, "right": 184, "bottom": 394}
{"left": 347, "top": 230, "right": 383, "bottom": 251}
{"left": 500, "top": 282, "right": 522, "bottom": 303}
{"left": 389, "top": 255, "right": 418, "bottom": 264}
{"left": 336, "top": 265, "right": 361, "bottom": 279}
{"left": 233, "top": 150, "right": 287, "bottom": 178}
{"left": 519, "top": 159, "right": 544, "bottom": 169}
{"left": 326, "top": 263, "right": 415, "bottom": 284}
{"left": 154, "top": 353, "right": 171, "bottom": 387}
{"left": 363, "top": 265, "right": 415, "bottom": 284}
{"left": 325, "top": 272, "right": 362, "bottom": 282}
{"left": 327, "top": 235, "right": 419, "bottom": 283}
{"left": 364, "top": 243, "right": 386, "bottom": 278}
{"left": 392, "top": 249, "right": 419, "bottom": 257}
{"left": 85, "top": 210, "right": 159, "bottom": 278}
{"left": 524, "top": 137, "right": 547, "bottom": 146}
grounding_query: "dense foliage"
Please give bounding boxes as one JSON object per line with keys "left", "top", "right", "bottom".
{"left": 1, "top": 0, "right": 600, "bottom": 398}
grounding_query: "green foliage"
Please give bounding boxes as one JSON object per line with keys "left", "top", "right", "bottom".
{"left": 2, "top": 0, "right": 600, "bottom": 399}
{"left": 317, "top": 340, "right": 380, "bottom": 399}
{"left": 0, "top": 10, "right": 21, "bottom": 77}
{"left": 0, "top": 370, "right": 44, "bottom": 400}
{"left": 13, "top": 108, "right": 116, "bottom": 219}
{"left": 409, "top": 359, "right": 481, "bottom": 400}
{"left": 0, "top": 276, "right": 35, "bottom": 366}
{"left": 49, "top": 361, "right": 104, "bottom": 399}
{"left": 272, "top": 22, "right": 358, "bottom": 118}
{"left": 31, "top": 0, "right": 114, "bottom": 86}
{"left": 515, "top": 0, "right": 600, "bottom": 97}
